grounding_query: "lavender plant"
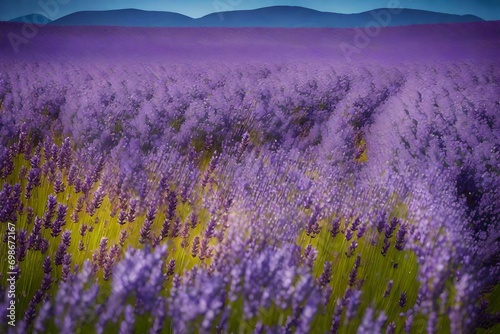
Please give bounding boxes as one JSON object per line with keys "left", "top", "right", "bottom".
{"left": 0, "top": 58, "right": 498, "bottom": 334}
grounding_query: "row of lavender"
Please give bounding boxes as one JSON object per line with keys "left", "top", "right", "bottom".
{"left": 0, "top": 59, "right": 499, "bottom": 332}
{"left": 1, "top": 60, "right": 497, "bottom": 242}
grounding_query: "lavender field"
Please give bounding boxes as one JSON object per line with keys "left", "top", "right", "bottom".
{"left": 0, "top": 21, "right": 499, "bottom": 333}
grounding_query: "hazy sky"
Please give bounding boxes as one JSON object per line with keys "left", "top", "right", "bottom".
{"left": 1, "top": 0, "right": 499, "bottom": 21}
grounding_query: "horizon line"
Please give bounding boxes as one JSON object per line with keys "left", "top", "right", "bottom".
{"left": 5, "top": 5, "right": 487, "bottom": 22}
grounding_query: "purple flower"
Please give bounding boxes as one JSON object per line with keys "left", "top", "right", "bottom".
{"left": 160, "top": 218, "right": 171, "bottom": 239}
{"left": 90, "top": 155, "right": 105, "bottom": 184}
{"left": 61, "top": 254, "right": 72, "bottom": 282}
{"left": 168, "top": 267, "right": 225, "bottom": 333}
{"left": 139, "top": 219, "right": 153, "bottom": 244}
{"left": 350, "top": 217, "right": 361, "bottom": 231}
{"left": 117, "top": 210, "right": 127, "bottom": 225}
{"left": 0, "top": 142, "right": 13, "bottom": 163}
{"left": 171, "top": 218, "right": 181, "bottom": 238}
{"left": 51, "top": 204, "right": 67, "bottom": 237}
{"left": 376, "top": 212, "right": 386, "bottom": 233}
{"left": 96, "top": 237, "right": 108, "bottom": 268}
{"left": 42, "top": 256, "right": 52, "bottom": 275}
{"left": 166, "top": 259, "right": 176, "bottom": 277}
{"left": 61, "top": 230, "right": 71, "bottom": 247}
{"left": 305, "top": 208, "right": 322, "bottom": 237}
{"left": 1, "top": 149, "right": 14, "bottom": 179}
{"left": 427, "top": 311, "right": 437, "bottom": 334}
{"left": 16, "top": 229, "right": 27, "bottom": 261}
{"left": 11, "top": 183, "right": 22, "bottom": 214}
{"left": 0, "top": 184, "right": 13, "bottom": 222}
{"left": 33, "top": 301, "right": 53, "bottom": 333}
{"left": 399, "top": 292, "right": 408, "bottom": 308}
{"left": 199, "top": 237, "right": 212, "bottom": 261}
{"left": 43, "top": 139, "right": 52, "bottom": 162}
{"left": 79, "top": 224, "right": 88, "bottom": 237}
{"left": 381, "top": 238, "right": 391, "bottom": 257}
{"left": 383, "top": 280, "right": 393, "bottom": 298}
{"left": 384, "top": 217, "right": 399, "bottom": 240}
{"left": 103, "top": 245, "right": 120, "bottom": 281}
{"left": 55, "top": 231, "right": 71, "bottom": 265}
{"left": 356, "top": 223, "right": 367, "bottom": 239}
{"left": 345, "top": 240, "right": 358, "bottom": 258}
{"left": 386, "top": 322, "right": 396, "bottom": 334}
{"left": 330, "top": 298, "right": 343, "bottom": 333}
{"left": 204, "top": 218, "right": 217, "bottom": 239}
{"left": 18, "top": 165, "right": 27, "bottom": 180}
{"left": 53, "top": 172, "right": 65, "bottom": 193}
{"left": 318, "top": 261, "right": 333, "bottom": 287}
{"left": 25, "top": 168, "right": 41, "bottom": 199}
{"left": 450, "top": 274, "right": 478, "bottom": 333}
{"left": 53, "top": 262, "right": 99, "bottom": 333}
{"left": 303, "top": 244, "right": 317, "bottom": 269}
{"left": 354, "top": 253, "right": 361, "bottom": 268}
{"left": 204, "top": 134, "right": 214, "bottom": 151}
{"left": 75, "top": 196, "right": 84, "bottom": 213}
{"left": 191, "top": 236, "right": 200, "bottom": 258}
{"left": 119, "top": 230, "right": 128, "bottom": 247}
{"left": 236, "top": 131, "right": 250, "bottom": 162}
{"left": 39, "top": 238, "right": 49, "bottom": 254}
{"left": 404, "top": 313, "right": 413, "bottom": 333}
{"left": 58, "top": 137, "right": 73, "bottom": 171}
{"left": 67, "top": 164, "right": 78, "bottom": 186}
{"left": 166, "top": 190, "right": 177, "bottom": 221}
{"left": 119, "top": 305, "right": 135, "bottom": 334}
{"left": 395, "top": 223, "right": 408, "bottom": 251}
{"left": 70, "top": 209, "right": 79, "bottom": 223}
{"left": 43, "top": 160, "right": 56, "bottom": 181}
{"left": 86, "top": 201, "right": 97, "bottom": 219}
{"left": 330, "top": 217, "right": 341, "bottom": 238}
{"left": 74, "top": 178, "right": 82, "bottom": 193}
{"left": 146, "top": 201, "right": 158, "bottom": 222}
{"left": 190, "top": 212, "right": 198, "bottom": 229}
{"left": 345, "top": 229, "right": 354, "bottom": 241}
{"left": 201, "top": 151, "right": 219, "bottom": 189}
{"left": 358, "top": 307, "right": 387, "bottom": 334}
{"left": 87, "top": 185, "right": 105, "bottom": 216}
{"left": 24, "top": 290, "right": 44, "bottom": 324}
{"left": 151, "top": 297, "right": 166, "bottom": 333}
{"left": 296, "top": 292, "right": 320, "bottom": 334}
{"left": 50, "top": 143, "right": 59, "bottom": 163}
{"left": 345, "top": 288, "right": 362, "bottom": 323}
{"left": 128, "top": 198, "right": 137, "bottom": 223}
{"left": 348, "top": 255, "right": 361, "bottom": 287}
{"left": 16, "top": 123, "right": 28, "bottom": 153}
{"left": 42, "top": 194, "right": 57, "bottom": 228}
{"left": 41, "top": 273, "right": 53, "bottom": 292}
{"left": 98, "top": 245, "right": 167, "bottom": 333}
{"left": 50, "top": 220, "right": 63, "bottom": 238}
{"left": 26, "top": 206, "right": 34, "bottom": 225}
{"left": 321, "top": 285, "right": 333, "bottom": 314}
{"left": 180, "top": 222, "right": 190, "bottom": 248}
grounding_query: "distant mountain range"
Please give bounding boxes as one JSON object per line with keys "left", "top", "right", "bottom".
{"left": 9, "top": 13, "right": 52, "bottom": 24}
{"left": 9, "top": 6, "right": 484, "bottom": 28}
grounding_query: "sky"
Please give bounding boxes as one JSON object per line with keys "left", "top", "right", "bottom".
{"left": 1, "top": 0, "right": 499, "bottom": 21}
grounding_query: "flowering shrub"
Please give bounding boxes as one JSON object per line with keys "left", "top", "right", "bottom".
{"left": 0, "top": 57, "right": 499, "bottom": 333}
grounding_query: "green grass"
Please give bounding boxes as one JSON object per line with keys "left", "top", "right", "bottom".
{"left": 296, "top": 213, "right": 420, "bottom": 333}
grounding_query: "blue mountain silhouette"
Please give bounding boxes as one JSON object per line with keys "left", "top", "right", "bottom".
{"left": 11, "top": 6, "right": 484, "bottom": 27}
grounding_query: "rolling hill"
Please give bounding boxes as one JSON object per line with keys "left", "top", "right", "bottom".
{"left": 42, "top": 6, "right": 483, "bottom": 28}
{"left": 9, "top": 13, "right": 52, "bottom": 24}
